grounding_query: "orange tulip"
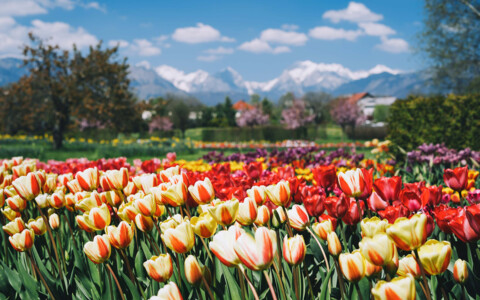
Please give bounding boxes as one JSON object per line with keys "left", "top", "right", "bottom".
{"left": 453, "top": 259, "right": 468, "bottom": 284}
{"left": 359, "top": 233, "right": 396, "bottom": 266}
{"left": 283, "top": 234, "right": 306, "bottom": 265}
{"left": 84, "top": 235, "right": 111, "bottom": 264}
{"left": 190, "top": 212, "right": 217, "bottom": 238}
{"left": 9, "top": 228, "right": 35, "bottom": 252}
{"left": 371, "top": 274, "right": 416, "bottom": 300}
{"left": 339, "top": 250, "right": 366, "bottom": 282}
{"left": 162, "top": 220, "right": 195, "bottom": 254}
{"left": 265, "top": 180, "right": 291, "bottom": 207}
{"left": 3, "top": 217, "right": 25, "bottom": 236}
{"left": 188, "top": 177, "right": 215, "bottom": 205}
{"left": 143, "top": 253, "right": 174, "bottom": 282}
{"left": 386, "top": 213, "right": 428, "bottom": 251}
{"left": 254, "top": 205, "right": 271, "bottom": 226}
{"left": 234, "top": 227, "right": 277, "bottom": 271}
{"left": 106, "top": 221, "right": 134, "bottom": 249}
{"left": 76, "top": 167, "right": 99, "bottom": 191}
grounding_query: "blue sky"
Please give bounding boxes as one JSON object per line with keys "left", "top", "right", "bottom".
{"left": 0, "top": 0, "right": 425, "bottom": 81}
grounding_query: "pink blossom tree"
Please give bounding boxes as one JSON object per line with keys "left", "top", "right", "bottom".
{"left": 280, "top": 99, "right": 315, "bottom": 130}
{"left": 236, "top": 107, "right": 269, "bottom": 127}
{"left": 330, "top": 97, "right": 366, "bottom": 139}
{"left": 149, "top": 116, "right": 173, "bottom": 133}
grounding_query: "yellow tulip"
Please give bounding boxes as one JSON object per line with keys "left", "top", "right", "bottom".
{"left": 397, "top": 254, "right": 421, "bottom": 279}
{"left": 339, "top": 250, "right": 366, "bottom": 282}
{"left": 453, "top": 259, "right": 468, "bottom": 284}
{"left": 417, "top": 239, "right": 451, "bottom": 275}
{"left": 162, "top": 220, "right": 195, "bottom": 254}
{"left": 143, "top": 254, "right": 173, "bottom": 282}
{"left": 386, "top": 214, "right": 427, "bottom": 251}
{"left": 371, "top": 274, "right": 416, "bottom": 300}
{"left": 265, "top": 180, "right": 291, "bottom": 207}
{"left": 359, "top": 233, "right": 396, "bottom": 266}
{"left": 206, "top": 199, "right": 239, "bottom": 226}
{"left": 190, "top": 212, "right": 217, "bottom": 238}
{"left": 360, "top": 217, "right": 388, "bottom": 238}
{"left": 327, "top": 232, "right": 342, "bottom": 257}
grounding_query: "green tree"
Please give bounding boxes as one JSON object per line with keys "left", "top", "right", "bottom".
{"left": 170, "top": 100, "right": 190, "bottom": 138}
{"left": 250, "top": 94, "right": 261, "bottom": 105}
{"left": 418, "top": 0, "right": 480, "bottom": 92}
{"left": 223, "top": 96, "right": 237, "bottom": 127}
{"left": 302, "top": 91, "right": 333, "bottom": 124}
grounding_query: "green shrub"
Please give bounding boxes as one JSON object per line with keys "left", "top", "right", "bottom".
{"left": 345, "top": 125, "right": 387, "bottom": 140}
{"left": 387, "top": 94, "right": 480, "bottom": 150}
{"left": 373, "top": 105, "right": 390, "bottom": 123}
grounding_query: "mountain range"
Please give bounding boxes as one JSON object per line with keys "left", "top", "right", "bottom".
{"left": 0, "top": 57, "right": 434, "bottom": 105}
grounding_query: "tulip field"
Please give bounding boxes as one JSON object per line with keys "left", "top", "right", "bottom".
{"left": 1, "top": 143, "right": 480, "bottom": 300}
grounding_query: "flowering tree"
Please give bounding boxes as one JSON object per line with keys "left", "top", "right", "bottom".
{"left": 330, "top": 97, "right": 366, "bottom": 139}
{"left": 236, "top": 107, "right": 269, "bottom": 127}
{"left": 280, "top": 99, "right": 315, "bottom": 130}
{"left": 149, "top": 116, "right": 173, "bottom": 133}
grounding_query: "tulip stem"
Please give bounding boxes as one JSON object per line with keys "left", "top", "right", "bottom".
{"left": 36, "top": 203, "right": 63, "bottom": 281}
{"left": 152, "top": 221, "right": 167, "bottom": 253}
{"left": 63, "top": 213, "right": 77, "bottom": 248}
{"left": 263, "top": 270, "right": 278, "bottom": 300}
{"left": 303, "top": 262, "right": 315, "bottom": 300}
{"left": 119, "top": 249, "right": 146, "bottom": 299}
{"left": 414, "top": 249, "right": 432, "bottom": 300}
{"left": 238, "top": 266, "right": 260, "bottom": 300}
{"left": 200, "top": 273, "right": 215, "bottom": 300}
{"left": 183, "top": 207, "right": 192, "bottom": 219}
{"left": 272, "top": 258, "right": 287, "bottom": 300}
{"left": 107, "top": 264, "right": 114, "bottom": 300}
{"left": 437, "top": 275, "right": 448, "bottom": 300}
{"left": 146, "top": 232, "right": 161, "bottom": 255}
{"left": 293, "top": 265, "right": 299, "bottom": 300}
{"left": 338, "top": 221, "right": 348, "bottom": 251}
{"left": 281, "top": 206, "right": 293, "bottom": 237}
{"left": 306, "top": 227, "right": 331, "bottom": 272}
{"left": 174, "top": 253, "right": 183, "bottom": 291}
{"left": 355, "top": 283, "right": 364, "bottom": 300}
{"left": 236, "top": 267, "right": 246, "bottom": 300}
{"left": 199, "top": 237, "right": 213, "bottom": 261}
{"left": 27, "top": 250, "right": 56, "bottom": 300}
{"left": 55, "top": 231, "right": 67, "bottom": 274}
{"left": 106, "top": 263, "right": 126, "bottom": 300}
{"left": 334, "top": 259, "right": 346, "bottom": 300}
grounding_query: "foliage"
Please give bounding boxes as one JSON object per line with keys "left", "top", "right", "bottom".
{"left": 329, "top": 97, "right": 365, "bottom": 138}
{"left": 302, "top": 91, "right": 333, "bottom": 124}
{"left": 200, "top": 126, "right": 326, "bottom": 142}
{"left": 372, "top": 105, "right": 390, "bottom": 123}
{"left": 387, "top": 94, "right": 480, "bottom": 151}
{"left": 236, "top": 107, "right": 269, "bottom": 127}
{"left": 281, "top": 99, "right": 315, "bottom": 130}
{"left": 418, "top": 0, "right": 480, "bottom": 92}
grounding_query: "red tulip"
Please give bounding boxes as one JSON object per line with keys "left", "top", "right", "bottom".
{"left": 466, "top": 203, "right": 480, "bottom": 235}
{"left": 244, "top": 161, "right": 263, "bottom": 180}
{"left": 373, "top": 176, "right": 402, "bottom": 204}
{"left": 378, "top": 205, "right": 410, "bottom": 224}
{"left": 359, "top": 168, "right": 373, "bottom": 199}
{"left": 448, "top": 208, "right": 480, "bottom": 243}
{"left": 312, "top": 165, "right": 336, "bottom": 190}
{"left": 367, "top": 192, "right": 388, "bottom": 212}
{"left": 318, "top": 214, "right": 338, "bottom": 230}
{"left": 421, "top": 185, "right": 443, "bottom": 207}
{"left": 303, "top": 193, "right": 325, "bottom": 218}
{"left": 433, "top": 205, "right": 459, "bottom": 234}
{"left": 342, "top": 198, "right": 364, "bottom": 225}
{"left": 324, "top": 194, "right": 349, "bottom": 219}
{"left": 400, "top": 189, "right": 424, "bottom": 212}
{"left": 444, "top": 166, "right": 468, "bottom": 191}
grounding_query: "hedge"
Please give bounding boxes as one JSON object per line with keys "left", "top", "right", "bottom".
{"left": 345, "top": 125, "right": 387, "bottom": 140}
{"left": 199, "top": 126, "right": 327, "bottom": 142}
{"left": 387, "top": 94, "right": 480, "bottom": 150}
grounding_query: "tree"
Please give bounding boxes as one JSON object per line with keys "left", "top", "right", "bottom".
{"left": 223, "top": 97, "right": 237, "bottom": 127}
{"left": 302, "top": 91, "right": 333, "bottom": 124}
{"left": 236, "top": 107, "right": 269, "bottom": 127}
{"left": 22, "top": 33, "right": 139, "bottom": 148}
{"left": 170, "top": 100, "right": 191, "bottom": 138}
{"left": 418, "top": 0, "right": 480, "bottom": 92}
{"left": 250, "top": 94, "right": 261, "bottom": 105}
{"left": 330, "top": 97, "right": 365, "bottom": 139}
{"left": 280, "top": 99, "right": 315, "bottom": 130}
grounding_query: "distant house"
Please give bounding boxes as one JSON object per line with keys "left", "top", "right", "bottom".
{"left": 343, "top": 92, "right": 397, "bottom": 119}
{"left": 233, "top": 100, "right": 254, "bottom": 111}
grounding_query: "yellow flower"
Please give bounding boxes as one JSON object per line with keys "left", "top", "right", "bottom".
{"left": 371, "top": 274, "right": 416, "bottom": 300}
{"left": 417, "top": 239, "right": 451, "bottom": 275}
{"left": 386, "top": 214, "right": 427, "bottom": 251}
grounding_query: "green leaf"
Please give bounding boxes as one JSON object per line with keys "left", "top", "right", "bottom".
{"left": 4, "top": 267, "right": 22, "bottom": 292}
{"left": 221, "top": 264, "right": 242, "bottom": 300}
{"left": 121, "top": 273, "right": 141, "bottom": 300}
{"left": 319, "top": 264, "right": 335, "bottom": 300}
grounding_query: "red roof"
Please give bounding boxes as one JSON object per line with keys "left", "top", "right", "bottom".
{"left": 345, "top": 92, "right": 370, "bottom": 103}
{"left": 233, "top": 100, "right": 254, "bottom": 111}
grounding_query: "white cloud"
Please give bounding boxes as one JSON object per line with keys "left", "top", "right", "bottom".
{"left": 358, "top": 22, "right": 395, "bottom": 37}
{"left": 259, "top": 29, "right": 308, "bottom": 46}
{"left": 172, "top": 23, "right": 234, "bottom": 44}
{"left": 309, "top": 26, "right": 363, "bottom": 41}
{"left": 154, "top": 35, "right": 169, "bottom": 43}
{"left": 205, "top": 46, "right": 234, "bottom": 55}
{"left": 130, "top": 39, "right": 161, "bottom": 56}
{"left": 108, "top": 39, "right": 129, "bottom": 48}
{"left": 323, "top": 2, "right": 382, "bottom": 24}
{"left": 83, "top": 2, "right": 106, "bottom": 13}
{"left": 281, "top": 24, "right": 299, "bottom": 31}
{"left": 376, "top": 37, "right": 409, "bottom": 53}
{"left": 238, "top": 39, "right": 290, "bottom": 54}
{"left": 0, "top": 0, "right": 47, "bottom": 16}
{"left": 31, "top": 19, "right": 98, "bottom": 49}
{"left": 197, "top": 55, "right": 220, "bottom": 62}
{"left": 135, "top": 60, "right": 151, "bottom": 69}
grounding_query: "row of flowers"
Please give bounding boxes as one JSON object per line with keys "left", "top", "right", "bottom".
{"left": 0, "top": 154, "right": 478, "bottom": 299}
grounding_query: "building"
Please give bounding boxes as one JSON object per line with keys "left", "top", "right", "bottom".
{"left": 343, "top": 92, "right": 397, "bottom": 119}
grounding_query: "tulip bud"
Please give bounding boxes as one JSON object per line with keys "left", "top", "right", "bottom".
{"left": 397, "top": 254, "right": 421, "bottom": 279}
{"left": 84, "top": 235, "right": 111, "bottom": 264}
{"left": 287, "top": 204, "right": 310, "bottom": 231}
{"left": 118, "top": 201, "right": 139, "bottom": 223}
{"left": 35, "top": 194, "right": 49, "bottom": 209}
{"left": 417, "top": 239, "right": 452, "bottom": 275}
{"left": 1, "top": 206, "right": 21, "bottom": 221}
{"left": 188, "top": 177, "right": 215, "bottom": 205}
{"left": 327, "top": 232, "right": 342, "bottom": 257}
{"left": 3, "top": 217, "right": 26, "bottom": 236}
{"left": 162, "top": 220, "right": 195, "bottom": 254}
{"left": 206, "top": 199, "right": 239, "bottom": 226}
{"left": 27, "top": 217, "right": 47, "bottom": 235}
{"left": 338, "top": 250, "right": 366, "bottom": 282}
{"left": 151, "top": 282, "right": 182, "bottom": 300}
{"left": 191, "top": 212, "right": 217, "bottom": 238}
{"left": 254, "top": 205, "right": 270, "bottom": 226}
{"left": 143, "top": 253, "right": 173, "bottom": 282}
{"left": 312, "top": 219, "right": 334, "bottom": 241}
{"left": 236, "top": 197, "right": 258, "bottom": 226}
{"left": 283, "top": 235, "right": 306, "bottom": 266}
{"left": 360, "top": 217, "right": 388, "bottom": 238}
{"left": 271, "top": 206, "right": 286, "bottom": 228}
{"left": 234, "top": 227, "right": 277, "bottom": 271}
{"left": 106, "top": 221, "right": 134, "bottom": 249}
{"left": 0, "top": 189, "right": 4, "bottom": 207}
{"left": 359, "top": 233, "right": 396, "bottom": 266}
{"left": 185, "top": 255, "right": 207, "bottom": 285}
{"left": 265, "top": 180, "right": 291, "bottom": 207}
{"left": 386, "top": 213, "right": 427, "bottom": 251}
{"left": 135, "top": 214, "right": 154, "bottom": 233}
{"left": 246, "top": 185, "right": 267, "bottom": 205}
{"left": 371, "top": 274, "right": 416, "bottom": 300}
{"left": 49, "top": 213, "right": 60, "bottom": 230}
{"left": 47, "top": 191, "right": 65, "bottom": 209}
{"left": 453, "top": 259, "right": 468, "bottom": 284}
{"left": 9, "top": 228, "right": 35, "bottom": 252}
